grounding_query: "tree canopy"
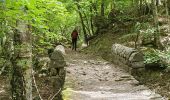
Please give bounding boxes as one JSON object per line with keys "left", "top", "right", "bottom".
{"left": 0, "top": 0, "right": 170, "bottom": 99}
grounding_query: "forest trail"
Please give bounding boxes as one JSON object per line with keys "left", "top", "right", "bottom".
{"left": 63, "top": 49, "right": 166, "bottom": 100}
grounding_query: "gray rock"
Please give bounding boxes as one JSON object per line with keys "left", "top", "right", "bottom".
{"left": 50, "top": 60, "right": 66, "bottom": 68}
{"left": 129, "top": 52, "right": 144, "bottom": 62}
{"left": 50, "top": 50, "right": 64, "bottom": 61}
{"left": 131, "top": 61, "right": 145, "bottom": 68}
{"left": 111, "top": 43, "right": 144, "bottom": 74}
{"left": 54, "top": 45, "right": 66, "bottom": 55}
{"left": 165, "top": 66, "right": 170, "bottom": 72}
{"left": 50, "top": 50, "right": 66, "bottom": 68}
{"left": 47, "top": 46, "right": 66, "bottom": 100}
{"left": 81, "top": 43, "right": 88, "bottom": 48}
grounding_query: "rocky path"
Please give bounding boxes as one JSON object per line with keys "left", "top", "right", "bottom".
{"left": 62, "top": 50, "right": 167, "bottom": 100}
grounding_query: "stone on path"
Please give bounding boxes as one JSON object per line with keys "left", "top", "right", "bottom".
{"left": 63, "top": 49, "right": 167, "bottom": 100}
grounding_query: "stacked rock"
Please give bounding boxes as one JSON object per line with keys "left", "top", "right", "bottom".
{"left": 111, "top": 44, "right": 144, "bottom": 75}
{"left": 49, "top": 45, "right": 66, "bottom": 100}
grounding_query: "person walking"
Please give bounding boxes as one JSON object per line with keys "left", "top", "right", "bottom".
{"left": 71, "top": 29, "right": 78, "bottom": 51}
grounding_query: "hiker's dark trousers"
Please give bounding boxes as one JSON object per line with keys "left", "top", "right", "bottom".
{"left": 72, "top": 38, "right": 77, "bottom": 51}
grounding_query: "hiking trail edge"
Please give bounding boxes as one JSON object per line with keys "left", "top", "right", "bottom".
{"left": 62, "top": 49, "right": 166, "bottom": 100}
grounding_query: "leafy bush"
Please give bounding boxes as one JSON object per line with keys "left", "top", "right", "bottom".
{"left": 144, "top": 48, "right": 169, "bottom": 69}
{"left": 157, "top": 50, "right": 170, "bottom": 67}
{"left": 144, "top": 49, "right": 160, "bottom": 64}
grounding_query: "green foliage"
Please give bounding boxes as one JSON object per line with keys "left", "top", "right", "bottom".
{"left": 134, "top": 22, "right": 154, "bottom": 32}
{"left": 0, "top": 0, "right": 81, "bottom": 74}
{"left": 157, "top": 50, "right": 170, "bottom": 67}
{"left": 1, "top": 0, "right": 80, "bottom": 42}
{"left": 141, "top": 27, "right": 156, "bottom": 40}
{"left": 118, "top": 32, "right": 137, "bottom": 43}
{"left": 135, "top": 22, "right": 156, "bottom": 41}
{"left": 119, "top": 22, "right": 156, "bottom": 43}
{"left": 144, "top": 48, "right": 169, "bottom": 68}
{"left": 144, "top": 49, "right": 161, "bottom": 64}
{"left": 114, "top": 0, "right": 133, "bottom": 10}
{"left": 1, "top": 0, "right": 82, "bottom": 54}
{"left": 17, "top": 59, "right": 31, "bottom": 70}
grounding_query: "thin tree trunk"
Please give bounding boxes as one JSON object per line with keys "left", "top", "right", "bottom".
{"left": 11, "top": 19, "right": 32, "bottom": 100}
{"left": 139, "top": 0, "right": 143, "bottom": 15}
{"left": 165, "top": 0, "right": 169, "bottom": 34}
{"left": 111, "top": 0, "right": 115, "bottom": 10}
{"left": 133, "top": 0, "right": 138, "bottom": 16}
{"left": 101, "top": 0, "right": 105, "bottom": 16}
{"left": 82, "top": 11, "right": 92, "bottom": 36}
{"left": 165, "top": 0, "right": 169, "bottom": 15}
{"left": 131, "top": 0, "right": 134, "bottom": 8}
{"left": 152, "top": 0, "right": 161, "bottom": 49}
{"left": 92, "top": 0, "right": 98, "bottom": 15}
{"left": 75, "top": 2, "right": 88, "bottom": 44}
{"left": 90, "top": 4, "right": 95, "bottom": 35}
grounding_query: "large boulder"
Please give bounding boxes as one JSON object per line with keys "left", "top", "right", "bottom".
{"left": 49, "top": 47, "right": 66, "bottom": 78}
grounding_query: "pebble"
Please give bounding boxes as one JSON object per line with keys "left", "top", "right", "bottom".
{"left": 82, "top": 72, "right": 86, "bottom": 75}
{"left": 84, "top": 61, "right": 88, "bottom": 64}
{"left": 120, "top": 75, "right": 131, "bottom": 78}
{"left": 115, "top": 78, "right": 124, "bottom": 81}
{"left": 67, "top": 70, "right": 71, "bottom": 74}
{"left": 103, "top": 62, "right": 110, "bottom": 65}
{"left": 105, "top": 72, "right": 109, "bottom": 74}
{"left": 99, "top": 78, "right": 103, "bottom": 81}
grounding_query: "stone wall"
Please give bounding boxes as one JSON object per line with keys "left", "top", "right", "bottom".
{"left": 111, "top": 44, "right": 144, "bottom": 75}
{"left": 49, "top": 45, "right": 66, "bottom": 100}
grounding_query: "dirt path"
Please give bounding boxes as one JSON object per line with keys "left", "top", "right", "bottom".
{"left": 63, "top": 50, "right": 167, "bottom": 100}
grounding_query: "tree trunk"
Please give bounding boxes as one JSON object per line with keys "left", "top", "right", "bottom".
{"left": 156, "top": 0, "right": 162, "bottom": 5}
{"left": 134, "top": 0, "right": 139, "bottom": 16}
{"left": 164, "top": 0, "right": 169, "bottom": 34}
{"left": 152, "top": 0, "right": 162, "bottom": 49}
{"left": 82, "top": 11, "right": 92, "bottom": 36}
{"left": 111, "top": 0, "right": 115, "bottom": 10}
{"left": 139, "top": 0, "right": 143, "bottom": 15}
{"left": 165, "top": 0, "right": 169, "bottom": 15}
{"left": 91, "top": 0, "right": 98, "bottom": 15}
{"left": 90, "top": 4, "right": 95, "bottom": 35}
{"left": 101, "top": 0, "right": 105, "bottom": 16}
{"left": 76, "top": 2, "right": 88, "bottom": 44}
{"left": 131, "top": 0, "right": 134, "bottom": 7}
{"left": 11, "top": 20, "right": 32, "bottom": 100}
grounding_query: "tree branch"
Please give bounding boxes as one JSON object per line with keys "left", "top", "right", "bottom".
{"left": 33, "top": 72, "right": 43, "bottom": 100}
{"left": 48, "top": 88, "right": 61, "bottom": 100}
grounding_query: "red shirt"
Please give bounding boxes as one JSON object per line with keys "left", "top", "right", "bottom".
{"left": 71, "top": 30, "right": 78, "bottom": 39}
